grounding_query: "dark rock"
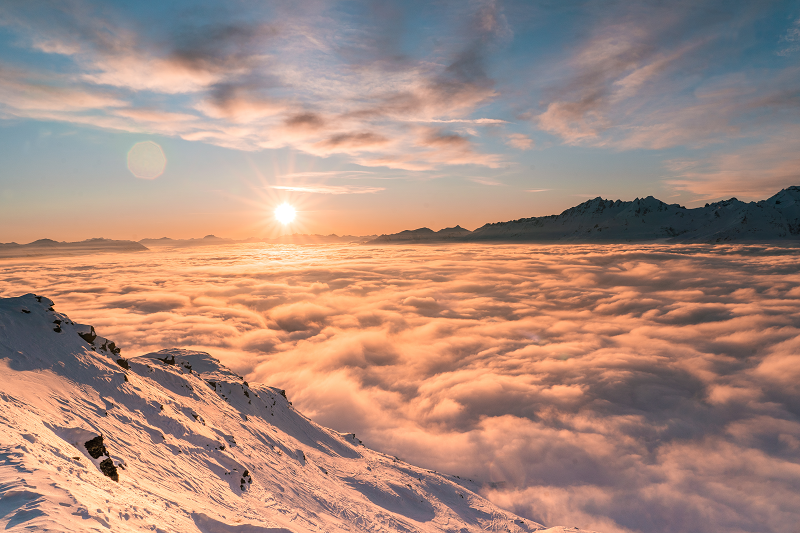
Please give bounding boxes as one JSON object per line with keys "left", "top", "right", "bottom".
{"left": 76, "top": 324, "right": 97, "bottom": 344}
{"left": 84, "top": 435, "right": 109, "bottom": 459}
{"left": 240, "top": 469, "right": 252, "bottom": 490}
{"left": 116, "top": 358, "right": 130, "bottom": 370}
{"left": 21, "top": 309, "right": 30, "bottom": 314}
{"left": 99, "top": 458, "right": 119, "bottom": 482}
{"left": 158, "top": 354, "right": 176, "bottom": 365}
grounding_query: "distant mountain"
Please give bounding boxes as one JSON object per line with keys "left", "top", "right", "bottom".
{"left": 138, "top": 235, "right": 238, "bottom": 248}
{"left": 369, "top": 226, "right": 470, "bottom": 244}
{"left": 0, "top": 238, "right": 147, "bottom": 258}
{"left": 0, "top": 294, "right": 577, "bottom": 533}
{"left": 260, "top": 233, "right": 376, "bottom": 244}
{"left": 368, "top": 186, "right": 800, "bottom": 244}
{"left": 140, "top": 234, "right": 376, "bottom": 247}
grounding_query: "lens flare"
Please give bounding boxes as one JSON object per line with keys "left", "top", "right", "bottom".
{"left": 127, "top": 141, "right": 166, "bottom": 179}
{"left": 274, "top": 203, "right": 296, "bottom": 224}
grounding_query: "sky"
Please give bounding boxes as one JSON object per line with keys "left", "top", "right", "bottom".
{"left": 4, "top": 243, "right": 800, "bottom": 533}
{"left": 0, "top": 0, "right": 798, "bottom": 241}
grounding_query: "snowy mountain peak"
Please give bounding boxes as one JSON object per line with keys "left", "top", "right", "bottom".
{"left": 0, "top": 296, "right": 578, "bottom": 533}
{"left": 368, "top": 187, "right": 800, "bottom": 243}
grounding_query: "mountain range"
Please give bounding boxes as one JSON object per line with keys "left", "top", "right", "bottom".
{"left": 369, "top": 186, "right": 800, "bottom": 244}
{"left": 0, "top": 238, "right": 147, "bottom": 258}
{"left": 0, "top": 294, "right": 582, "bottom": 533}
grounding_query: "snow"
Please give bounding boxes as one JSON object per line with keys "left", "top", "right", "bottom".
{"left": 0, "top": 294, "right": 584, "bottom": 533}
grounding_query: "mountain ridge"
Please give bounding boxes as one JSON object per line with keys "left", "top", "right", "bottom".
{"left": 369, "top": 186, "right": 800, "bottom": 244}
{"left": 0, "top": 238, "right": 147, "bottom": 258}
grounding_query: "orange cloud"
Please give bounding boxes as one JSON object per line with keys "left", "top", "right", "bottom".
{"left": 5, "top": 242, "right": 800, "bottom": 532}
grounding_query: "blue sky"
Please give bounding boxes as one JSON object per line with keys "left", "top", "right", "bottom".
{"left": 0, "top": 0, "right": 798, "bottom": 241}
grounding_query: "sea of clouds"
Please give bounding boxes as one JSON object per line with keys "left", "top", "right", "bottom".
{"left": 3, "top": 243, "right": 800, "bottom": 533}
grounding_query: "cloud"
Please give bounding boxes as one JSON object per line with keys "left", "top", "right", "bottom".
{"left": 416, "top": 118, "right": 508, "bottom": 125}
{"left": 0, "top": 67, "right": 127, "bottom": 112}
{"left": 505, "top": 133, "right": 533, "bottom": 150}
{"left": 113, "top": 108, "right": 199, "bottom": 123}
{"left": 5, "top": 242, "right": 800, "bottom": 533}
{"left": 313, "top": 132, "right": 391, "bottom": 153}
{"left": 269, "top": 184, "right": 385, "bottom": 194}
{"left": 413, "top": 126, "right": 504, "bottom": 167}
{"left": 777, "top": 17, "right": 800, "bottom": 56}
{"left": 531, "top": 2, "right": 800, "bottom": 151}
{"left": 195, "top": 85, "right": 286, "bottom": 123}
{"left": 283, "top": 113, "right": 326, "bottom": 132}
{"left": 469, "top": 177, "right": 504, "bottom": 186}
{"left": 664, "top": 126, "right": 800, "bottom": 200}
{"left": 0, "top": 1, "right": 517, "bottom": 170}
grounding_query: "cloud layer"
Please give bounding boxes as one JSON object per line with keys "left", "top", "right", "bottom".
{"left": 2, "top": 243, "right": 800, "bottom": 533}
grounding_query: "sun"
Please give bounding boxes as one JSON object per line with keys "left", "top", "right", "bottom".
{"left": 274, "top": 203, "right": 296, "bottom": 225}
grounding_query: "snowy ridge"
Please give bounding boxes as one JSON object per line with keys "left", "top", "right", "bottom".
{"left": 0, "top": 294, "right": 582, "bottom": 533}
{"left": 369, "top": 186, "right": 800, "bottom": 243}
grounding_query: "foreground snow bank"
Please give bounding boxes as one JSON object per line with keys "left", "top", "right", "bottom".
{"left": 0, "top": 294, "right": 585, "bottom": 533}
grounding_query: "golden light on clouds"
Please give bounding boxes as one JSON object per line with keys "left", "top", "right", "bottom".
{"left": 274, "top": 203, "right": 296, "bottom": 225}
{"left": 127, "top": 141, "right": 166, "bottom": 179}
{"left": 5, "top": 244, "right": 800, "bottom": 532}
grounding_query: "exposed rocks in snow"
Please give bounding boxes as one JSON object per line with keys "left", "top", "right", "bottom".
{"left": 240, "top": 469, "right": 253, "bottom": 491}
{"left": 75, "top": 324, "right": 96, "bottom": 343}
{"left": 84, "top": 435, "right": 120, "bottom": 482}
{"left": 0, "top": 294, "right": 579, "bottom": 533}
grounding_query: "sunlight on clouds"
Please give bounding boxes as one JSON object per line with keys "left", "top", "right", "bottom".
{"left": 2, "top": 243, "right": 800, "bottom": 533}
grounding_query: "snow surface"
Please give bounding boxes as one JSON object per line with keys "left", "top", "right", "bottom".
{"left": 0, "top": 294, "right": 586, "bottom": 533}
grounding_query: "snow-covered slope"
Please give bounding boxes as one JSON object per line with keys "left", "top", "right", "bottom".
{"left": 0, "top": 294, "right": 577, "bottom": 533}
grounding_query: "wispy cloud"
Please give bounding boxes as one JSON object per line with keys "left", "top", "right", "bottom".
{"left": 531, "top": 2, "right": 800, "bottom": 154}
{"left": 778, "top": 17, "right": 800, "bottom": 56}
{"left": 505, "top": 133, "right": 533, "bottom": 150}
{"left": 0, "top": 1, "right": 517, "bottom": 170}
{"left": 665, "top": 125, "right": 800, "bottom": 201}
{"left": 269, "top": 184, "right": 385, "bottom": 194}
{"left": 412, "top": 118, "right": 509, "bottom": 124}
{"left": 469, "top": 177, "right": 504, "bottom": 186}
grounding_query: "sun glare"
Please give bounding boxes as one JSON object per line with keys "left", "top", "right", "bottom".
{"left": 274, "top": 203, "right": 296, "bottom": 225}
